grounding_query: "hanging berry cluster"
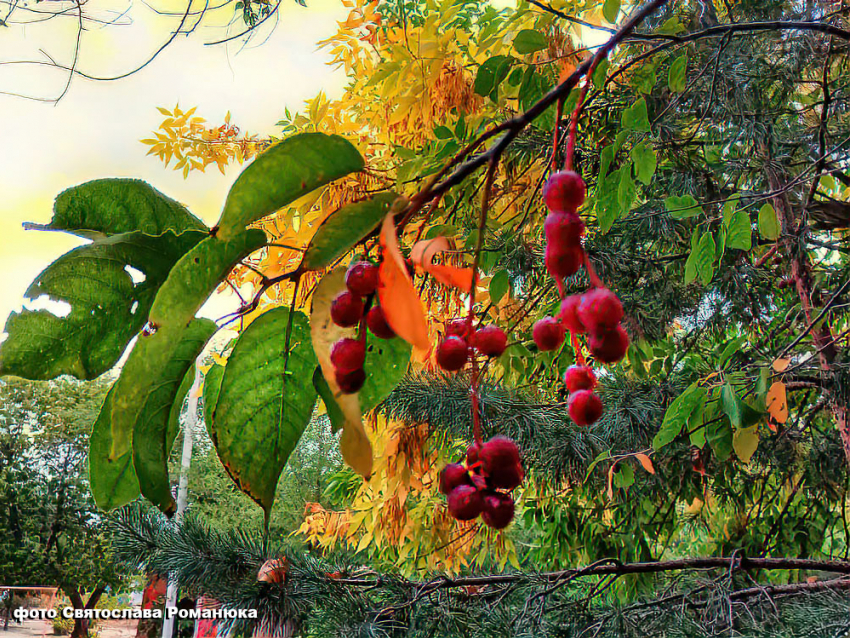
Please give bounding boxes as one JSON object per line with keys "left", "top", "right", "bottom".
{"left": 329, "top": 261, "right": 397, "bottom": 394}
{"left": 439, "top": 435, "right": 523, "bottom": 529}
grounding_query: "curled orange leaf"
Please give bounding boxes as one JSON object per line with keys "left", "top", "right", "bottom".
{"left": 378, "top": 214, "right": 431, "bottom": 351}
{"left": 634, "top": 453, "right": 655, "bottom": 474}
{"left": 410, "top": 236, "right": 474, "bottom": 291}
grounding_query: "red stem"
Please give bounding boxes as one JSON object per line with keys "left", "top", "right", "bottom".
{"left": 565, "top": 55, "right": 604, "bottom": 171}
{"left": 571, "top": 332, "right": 586, "bottom": 366}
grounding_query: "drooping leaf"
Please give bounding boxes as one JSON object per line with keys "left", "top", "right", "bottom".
{"left": 592, "top": 59, "right": 609, "bottom": 90}
{"left": 377, "top": 214, "right": 431, "bottom": 352}
{"left": 665, "top": 195, "right": 703, "bottom": 219}
{"left": 602, "top": 0, "right": 620, "bottom": 23}
{"left": 758, "top": 202, "right": 781, "bottom": 240}
{"left": 766, "top": 382, "right": 788, "bottom": 424}
{"left": 635, "top": 453, "right": 655, "bottom": 474}
{"left": 474, "top": 56, "right": 514, "bottom": 102}
{"left": 202, "top": 363, "right": 225, "bottom": 432}
{"left": 621, "top": 98, "right": 650, "bottom": 132}
{"left": 722, "top": 194, "right": 740, "bottom": 225}
{"left": 733, "top": 426, "right": 760, "bottom": 463}
{"left": 89, "top": 387, "right": 140, "bottom": 511}
{"left": 0, "top": 230, "right": 205, "bottom": 381}
{"left": 721, "top": 383, "right": 763, "bottom": 429}
{"left": 211, "top": 307, "right": 318, "bottom": 513}
{"left": 726, "top": 210, "right": 752, "bottom": 250}
{"left": 133, "top": 319, "right": 215, "bottom": 515}
{"left": 706, "top": 417, "right": 733, "bottom": 462}
{"left": 27, "top": 178, "right": 207, "bottom": 239}
{"left": 109, "top": 230, "right": 267, "bottom": 459}
{"left": 596, "top": 168, "right": 622, "bottom": 233}
{"left": 513, "top": 30, "right": 548, "bottom": 54}
{"left": 301, "top": 192, "right": 399, "bottom": 270}
{"left": 696, "top": 233, "right": 716, "bottom": 286}
{"left": 618, "top": 166, "right": 637, "bottom": 211}
{"left": 217, "top": 133, "right": 364, "bottom": 239}
{"left": 653, "top": 383, "right": 706, "bottom": 450}
{"left": 410, "top": 236, "right": 474, "bottom": 291}
{"left": 489, "top": 269, "right": 510, "bottom": 305}
{"left": 631, "top": 143, "right": 657, "bottom": 185}
{"left": 668, "top": 55, "right": 688, "bottom": 93}
{"left": 313, "top": 368, "right": 346, "bottom": 433}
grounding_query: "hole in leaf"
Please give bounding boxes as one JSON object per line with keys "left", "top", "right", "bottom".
{"left": 124, "top": 265, "right": 147, "bottom": 284}
{"left": 23, "top": 295, "right": 72, "bottom": 318}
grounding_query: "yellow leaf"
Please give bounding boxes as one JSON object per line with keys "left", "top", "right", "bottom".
{"left": 733, "top": 426, "right": 759, "bottom": 463}
{"left": 635, "top": 453, "right": 655, "bottom": 474}
{"left": 766, "top": 381, "right": 788, "bottom": 424}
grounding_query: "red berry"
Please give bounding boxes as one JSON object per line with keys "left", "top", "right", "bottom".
{"left": 345, "top": 261, "right": 379, "bottom": 297}
{"left": 330, "top": 338, "right": 366, "bottom": 374}
{"left": 471, "top": 325, "right": 507, "bottom": 357}
{"left": 447, "top": 484, "right": 484, "bottom": 521}
{"left": 480, "top": 435, "right": 523, "bottom": 490}
{"left": 558, "top": 294, "right": 586, "bottom": 334}
{"left": 545, "top": 243, "right": 584, "bottom": 279}
{"left": 445, "top": 318, "right": 471, "bottom": 339}
{"left": 544, "top": 211, "right": 585, "bottom": 248}
{"left": 481, "top": 492, "right": 515, "bottom": 530}
{"left": 335, "top": 368, "right": 365, "bottom": 394}
{"left": 563, "top": 366, "right": 597, "bottom": 393}
{"left": 543, "top": 170, "right": 586, "bottom": 212}
{"left": 439, "top": 463, "right": 471, "bottom": 495}
{"left": 330, "top": 291, "right": 364, "bottom": 328}
{"left": 588, "top": 325, "right": 630, "bottom": 364}
{"left": 568, "top": 390, "right": 603, "bottom": 427}
{"left": 532, "top": 317, "right": 565, "bottom": 351}
{"left": 466, "top": 442, "right": 481, "bottom": 467}
{"left": 365, "top": 306, "right": 395, "bottom": 339}
{"left": 577, "top": 288, "right": 623, "bottom": 334}
{"left": 436, "top": 336, "right": 469, "bottom": 371}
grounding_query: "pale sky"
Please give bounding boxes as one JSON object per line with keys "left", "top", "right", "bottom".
{"left": 0, "top": 0, "right": 348, "bottom": 331}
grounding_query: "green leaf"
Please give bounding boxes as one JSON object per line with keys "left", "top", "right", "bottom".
{"left": 592, "top": 59, "right": 609, "bottom": 90}
{"left": 513, "top": 30, "right": 548, "bottom": 54}
{"left": 474, "top": 55, "right": 514, "bottom": 101}
{"left": 27, "top": 178, "right": 207, "bottom": 239}
{"left": 210, "top": 307, "right": 318, "bottom": 513}
{"left": 489, "top": 269, "right": 510, "bottom": 304}
{"left": 733, "top": 426, "right": 760, "bottom": 463}
{"left": 89, "top": 387, "right": 140, "bottom": 511}
{"left": 665, "top": 194, "right": 703, "bottom": 219}
{"left": 726, "top": 210, "right": 752, "bottom": 250}
{"left": 668, "top": 55, "right": 688, "bottom": 93}
{"left": 721, "top": 383, "right": 744, "bottom": 427}
{"left": 622, "top": 98, "right": 650, "bottom": 132}
{"left": 585, "top": 450, "right": 611, "bottom": 479}
{"left": 687, "top": 394, "right": 708, "bottom": 448}
{"left": 706, "top": 417, "right": 733, "bottom": 461}
{"left": 632, "top": 61, "right": 658, "bottom": 95}
{"left": 602, "top": 0, "right": 620, "bottom": 23}
{"left": 133, "top": 319, "right": 215, "bottom": 515}
{"left": 313, "top": 367, "right": 346, "bottom": 433}
{"left": 618, "top": 166, "right": 637, "bottom": 211}
{"left": 658, "top": 16, "right": 686, "bottom": 35}
{"left": 218, "top": 133, "right": 364, "bottom": 240}
{"left": 722, "top": 194, "right": 740, "bottom": 226}
{"left": 758, "top": 203, "right": 781, "bottom": 240}
{"left": 109, "top": 230, "right": 267, "bottom": 460}
{"left": 518, "top": 67, "right": 544, "bottom": 111}
{"left": 301, "top": 193, "right": 398, "bottom": 270}
{"left": 203, "top": 363, "right": 225, "bottom": 433}
{"left": 631, "top": 143, "right": 657, "bottom": 185}
{"left": 696, "top": 233, "right": 716, "bottom": 285}
{"left": 653, "top": 383, "right": 706, "bottom": 450}
{"left": 596, "top": 169, "right": 622, "bottom": 233}
{"left": 0, "top": 230, "right": 206, "bottom": 381}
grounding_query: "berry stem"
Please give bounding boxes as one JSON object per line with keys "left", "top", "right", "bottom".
{"left": 565, "top": 54, "right": 605, "bottom": 172}
{"left": 551, "top": 97, "right": 564, "bottom": 171}
{"left": 583, "top": 252, "right": 605, "bottom": 289}
{"left": 571, "top": 332, "right": 586, "bottom": 367}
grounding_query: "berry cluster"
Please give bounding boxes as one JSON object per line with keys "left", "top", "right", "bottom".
{"left": 329, "top": 261, "right": 396, "bottom": 394}
{"left": 439, "top": 435, "right": 523, "bottom": 529}
{"left": 532, "top": 170, "right": 630, "bottom": 427}
{"left": 435, "top": 319, "right": 507, "bottom": 372}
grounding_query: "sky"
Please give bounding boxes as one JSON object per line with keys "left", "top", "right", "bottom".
{"left": 0, "top": 0, "right": 348, "bottom": 331}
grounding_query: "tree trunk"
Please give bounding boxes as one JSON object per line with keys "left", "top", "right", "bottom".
{"left": 764, "top": 162, "right": 849, "bottom": 464}
{"left": 67, "top": 588, "right": 104, "bottom": 638}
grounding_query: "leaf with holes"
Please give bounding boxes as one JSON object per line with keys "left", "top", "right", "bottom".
{"left": 133, "top": 319, "right": 215, "bottom": 515}
{"left": 301, "top": 192, "right": 399, "bottom": 270}
{"left": 210, "top": 307, "right": 318, "bottom": 513}
{"left": 27, "top": 178, "right": 207, "bottom": 239}
{"left": 0, "top": 230, "right": 205, "bottom": 381}
{"left": 109, "top": 230, "right": 267, "bottom": 460}
{"left": 217, "top": 133, "right": 364, "bottom": 240}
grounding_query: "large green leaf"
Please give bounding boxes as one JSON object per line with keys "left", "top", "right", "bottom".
{"left": 210, "top": 307, "right": 318, "bottom": 513}
{"left": 109, "top": 230, "right": 267, "bottom": 459}
{"left": 300, "top": 193, "right": 398, "bottom": 270}
{"left": 217, "top": 133, "right": 364, "bottom": 240}
{"left": 596, "top": 169, "right": 622, "bottom": 233}
{"left": 653, "top": 383, "right": 706, "bottom": 450}
{"left": 668, "top": 55, "right": 688, "bottom": 93}
{"left": 631, "top": 143, "right": 657, "bottom": 186}
{"left": 513, "top": 30, "right": 548, "bottom": 54}
{"left": 696, "top": 233, "right": 717, "bottom": 286}
{"left": 665, "top": 195, "right": 703, "bottom": 219}
{"left": 133, "top": 319, "right": 215, "bottom": 515}
{"left": 622, "top": 98, "right": 650, "bottom": 132}
{"left": 602, "top": 0, "right": 620, "bottom": 23}
{"left": 89, "top": 387, "right": 140, "bottom": 511}
{"left": 26, "top": 179, "right": 206, "bottom": 240}
{"left": 726, "top": 210, "right": 752, "bottom": 250}
{"left": 474, "top": 56, "right": 514, "bottom": 102}
{"left": 203, "top": 363, "right": 225, "bottom": 433}
{"left": 0, "top": 230, "right": 206, "bottom": 381}
{"left": 758, "top": 203, "right": 781, "bottom": 240}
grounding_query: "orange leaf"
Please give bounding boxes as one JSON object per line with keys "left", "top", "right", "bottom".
{"left": 766, "top": 381, "right": 788, "bottom": 424}
{"left": 772, "top": 358, "right": 790, "bottom": 372}
{"left": 606, "top": 463, "right": 616, "bottom": 500}
{"left": 635, "top": 453, "right": 655, "bottom": 474}
{"left": 410, "top": 236, "right": 474, "bottom": 291}
{"left": 378, "top": 214, "right": 431, "bottom": 351}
